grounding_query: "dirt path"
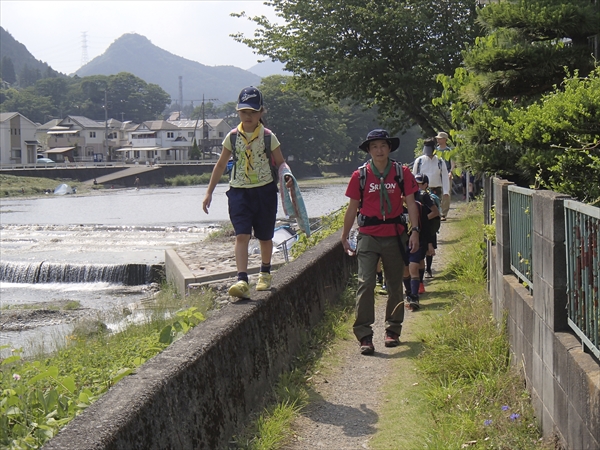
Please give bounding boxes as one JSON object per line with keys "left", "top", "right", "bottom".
{"left": 283, "top": 211, "right": 455, "bottom": 449}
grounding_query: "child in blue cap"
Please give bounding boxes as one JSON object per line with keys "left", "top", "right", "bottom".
{"left": 202, "top": 86, "right": 293, "bottom": 299}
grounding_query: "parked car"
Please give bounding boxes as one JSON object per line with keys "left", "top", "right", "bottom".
{"left": 36, "top": 158, "right": 56, "bottom": 164}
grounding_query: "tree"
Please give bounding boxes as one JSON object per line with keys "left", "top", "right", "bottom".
{"left": 433, "top": 1, "right": 600, "bottom": 202}
{"left": 258, "top": 75, "right": 351, "bottom": 162}
{"left": 0, "top": 87, "right": 54, "bottom": 123}
{"left": 1, "top": 56, "right": 16, "bottom": 84}
{"left": 232, "top": 0, "right": 480, "bottom": 136}
{"left": 462, "top": 0, "right": 599, "bottom": 101}
{"left": 18, "top": 64, "right": 41, "bottom": 88}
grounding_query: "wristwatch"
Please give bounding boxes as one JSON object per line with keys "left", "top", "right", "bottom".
{"left": 411, "top": 226, "right": 421, "bottom": 234}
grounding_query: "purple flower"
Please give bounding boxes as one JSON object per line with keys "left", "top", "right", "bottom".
{"left": 13, "top": 373, "right": 21, "bottom": 381}
{"left": 501, "top": 405, "right": 509, "bottom": 411}
{"left": 484, "top": 419, "right": 492, "bottom": 426}
{"left": 510, "top": 413, "right": 520, "bottom": 421}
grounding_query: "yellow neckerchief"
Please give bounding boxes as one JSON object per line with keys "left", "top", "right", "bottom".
{"left": 236, "top": 123, "right": 262, "bottom": 179}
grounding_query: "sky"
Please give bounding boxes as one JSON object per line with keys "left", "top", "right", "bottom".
{"left": 0, "top": 1, "right": 281, "bottom": 75}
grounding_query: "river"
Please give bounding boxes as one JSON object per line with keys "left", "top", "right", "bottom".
{"left": 0, "top": 182, "right": 349, "bottom": 356}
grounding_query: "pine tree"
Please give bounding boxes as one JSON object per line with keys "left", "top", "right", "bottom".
{"left": 463, "top": 0, "right": 600, "bottom": 100}
{"left": 1, "top": 56, "right": 17, "bottom": 84}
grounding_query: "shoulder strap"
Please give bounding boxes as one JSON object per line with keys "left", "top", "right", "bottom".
{"left": 358, "top": 162, "right": 368, "bottom": 209}
{"left": 229, "top": 128, "right": 238, "bottom": 162}
{"left": 417, "top": 158, "right": 422, "bottom": 174}
{"left": 392, "top": 160, "right": 404, "bottom": 196}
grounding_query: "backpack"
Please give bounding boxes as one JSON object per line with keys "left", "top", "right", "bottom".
{"left": 416, "top": 156, "right": 443, "bottom": 176}
{"left": 228, "top": 127, "right": 277, "bottom": 183}
{"left": 429, "top": 191, "right": 442, "bottom": 212}
{"left": 358, "top": 159, "right": 404, "bottom": 209}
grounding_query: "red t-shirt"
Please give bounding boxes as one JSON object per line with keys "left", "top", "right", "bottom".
{"left": 345, "top": 163, "right": 419, "bottom": 236}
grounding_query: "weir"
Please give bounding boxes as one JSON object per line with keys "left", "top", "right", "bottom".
{"left": 0, "top": 261, "right": 164, "bottom": 285}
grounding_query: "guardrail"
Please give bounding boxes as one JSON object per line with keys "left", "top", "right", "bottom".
{"left": 0, "top": 160, "right": 218, "bottom": 170}
{"left": 508, "top": 185, "right": 534, "bottom": 290}
{"left": 564, "top": 199, "right": 600, "bottom": 360}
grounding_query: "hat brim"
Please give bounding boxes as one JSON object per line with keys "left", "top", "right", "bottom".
{"left": 359, "top": 137, "right": 400, "bottom": 152}
{"left": 435, "top": 133, "right": 448, "bottom": 139}
{"left": 236, "top": 103, "right": 262, "bottom": 111}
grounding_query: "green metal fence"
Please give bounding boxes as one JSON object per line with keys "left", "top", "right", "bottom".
{"left": 564, "top": 200, "right": 600, "bottom": 360}
{"left": 508, "top": 185, "right": 534, "bottom": 290}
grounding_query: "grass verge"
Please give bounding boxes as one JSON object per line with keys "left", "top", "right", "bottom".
{"left": 0, "top": 283, "right": 215, "bottom": 449}
{"left": 373, "top": 201, "right": 555, "bottom": 449}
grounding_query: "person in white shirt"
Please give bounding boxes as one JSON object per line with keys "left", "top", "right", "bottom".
{"left": 435, "top": 131, "right": 454, "bottom": 219}
{"left": 412, "top": 138, "right": 450, "bottom": 220}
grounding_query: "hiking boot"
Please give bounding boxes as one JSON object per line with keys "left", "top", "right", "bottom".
{"left": 418, "top": 282, "right": 426, "bottom": 294}
{"left": 384, "top": 330, "right": 400, "bottom": 347}
{"left": 359, "top": 335, "right": 375, "bottom": 355}
{"left": 228, "top": 280, "right": 250, "bottom": 299}
{"left": 425, "top": 269, "right": 433, "bottom": 279}
{"left": 377, "top": 284, "right": 388, "bottom": 295}
{"left": 256, "top": 272, "right": 273, "bottom": 291}
{"left": 407, "top": 294, "right": 420, "bottom": 311}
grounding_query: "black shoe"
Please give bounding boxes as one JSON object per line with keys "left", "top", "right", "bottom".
{"left": 359, "top": 335, "right": 375, "bottom": 355}
{"left": 425, "top": 269, "right": 433, "bottom": 279}
{"left": 407, "top": 294, "right": 420, "bottom": 311}
{"left": 384, "top": 330, "right": 400, "bottom": 347}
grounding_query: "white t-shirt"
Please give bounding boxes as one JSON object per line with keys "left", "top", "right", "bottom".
{"left": 413, "top": 155, "right": 450, "bottom": 195}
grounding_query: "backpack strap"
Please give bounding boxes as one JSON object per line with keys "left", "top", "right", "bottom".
{"left": 358, "top": 160, "right": 404, "bottom": 209}
{"left": 358, "top": 162, "right": 368, "bottom": 209}
{"left": 392, "top": 160, "right": 404, "bottom": 197}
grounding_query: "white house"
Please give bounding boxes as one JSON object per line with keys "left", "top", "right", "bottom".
{"left": 44, "top": 116, "right": 106, "bottom": 162}
{"left": 0, "top": 112, "right": 39, "bottom": 165}
{"left": 168, "top": 118, "right": 233, "bottom": 157}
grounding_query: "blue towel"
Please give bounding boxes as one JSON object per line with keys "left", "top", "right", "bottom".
{"left": 279, "top": 163, "right": 311, "bottom": 237}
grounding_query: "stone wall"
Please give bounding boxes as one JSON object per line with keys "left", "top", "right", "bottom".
{"left": 42, "top": 231, "right": 356, "bottom": 450}
{"left": 488, "top": 177, "right": 600, "bottom": 450}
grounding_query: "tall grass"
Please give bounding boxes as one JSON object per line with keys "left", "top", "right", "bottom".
{"left": 0, "top": 283, "right": 215, "bottom": 448}
{"left": 164, "top": 173, "right": 227, "bottom": 186}
{"left": 414, "top": 202, "right": 554, "bottom": 449}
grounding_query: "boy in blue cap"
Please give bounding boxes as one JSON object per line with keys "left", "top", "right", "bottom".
{"left": 203, "top": 86, "right": 293, "bottom": 299}
{"left": 341, "top": 129, "right": 421, "bottom": 355}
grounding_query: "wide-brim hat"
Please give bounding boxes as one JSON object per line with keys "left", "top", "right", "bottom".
{"left": 435, "top": 131, "right": 449, "bottom": 139}
{"left": 359, "top": 129, "right": 400, "bottom": 152}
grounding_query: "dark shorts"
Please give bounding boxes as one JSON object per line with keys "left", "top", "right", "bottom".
{"left": 404, "top": 239, "right": 427, "bottom": 265}
{"left": 227, "top": 182, "right": 278, "bottom": 241}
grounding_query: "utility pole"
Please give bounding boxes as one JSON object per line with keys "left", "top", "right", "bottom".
{"left": 104, "top": 90, "right": 109, "bottom": 162}
{"left": 191, "top": 94, "right": 218, "bottom": 160}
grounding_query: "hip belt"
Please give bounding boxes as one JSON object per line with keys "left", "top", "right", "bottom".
{"left": 357, "top": 213, "right": 408, "bottom": 227}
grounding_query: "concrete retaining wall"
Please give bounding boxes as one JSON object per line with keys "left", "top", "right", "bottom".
{"left": 42, "top": 231, "right": 356, "bottom": 449}
{"left": 488, "top": 178, "right": 600, "bottom": 449}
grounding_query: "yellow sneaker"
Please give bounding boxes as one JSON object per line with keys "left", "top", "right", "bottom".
{"left": 228, "top": 280, "right": 250, "bottom": 298}
{"left": 256, "top": 272, "right": 273, "bottom": 291}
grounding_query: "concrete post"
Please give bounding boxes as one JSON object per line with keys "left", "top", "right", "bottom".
{"left": 494, "top": 178, "right": 514, "bottom": 275}
{"left": 531, "top": 190, "right": 571, "bottom": 332}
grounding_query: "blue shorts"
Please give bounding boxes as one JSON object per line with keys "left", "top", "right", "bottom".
{"left": 227, "top": 182, "right": 278, "bottom": 241}
{"left": 404, "top": 240, "right": 427, "bottom": 265}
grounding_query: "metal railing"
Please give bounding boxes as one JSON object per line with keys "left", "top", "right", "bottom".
{"left": 508, "top": 185, "right": 534, "bottom": 290}
{"left": 564, "top": 199, "right": 599, "bottom": 360}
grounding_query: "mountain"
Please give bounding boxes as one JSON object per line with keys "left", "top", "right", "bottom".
{"left": 75, "top": 33, "right": 262, "bottom": 105}
{"left": 247, "top": 59, "right": 288, "bottom": 77}
{"left": 0, "top": 27, "right": 64, "bottom": 80}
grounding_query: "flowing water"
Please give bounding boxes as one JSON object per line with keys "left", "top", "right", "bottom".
{"left": 0, "top": 182, "right": 349, "bottom": 356}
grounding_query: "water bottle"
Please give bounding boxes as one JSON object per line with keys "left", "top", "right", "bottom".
{"left": 347, "top": 229, "right": 357, "bottom": 256}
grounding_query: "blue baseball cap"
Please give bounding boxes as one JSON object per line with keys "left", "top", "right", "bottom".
{"left": 359, "top": 129, "right": 400, "bottom": 152}
{"left": 236, "top": 86, "right": 263, "bottom": 111}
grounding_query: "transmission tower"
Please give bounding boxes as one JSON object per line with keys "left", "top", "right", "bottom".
{"left": 81, "top": 32, "right": 89, "bottom": 67}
